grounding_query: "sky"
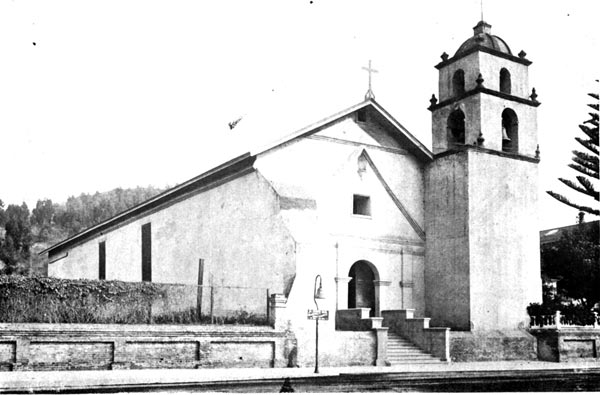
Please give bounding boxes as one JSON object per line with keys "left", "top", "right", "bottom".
{"left": 0, "top": 0, "right": 598, "bottom": 230}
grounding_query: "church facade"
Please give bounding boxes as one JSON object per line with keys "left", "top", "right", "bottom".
{"left": 45, "top": 21, "right": 542, "bottom": 364}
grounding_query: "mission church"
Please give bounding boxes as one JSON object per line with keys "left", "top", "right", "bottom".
{"left": 44, "top": 20, "right": 543, "bottom": 364}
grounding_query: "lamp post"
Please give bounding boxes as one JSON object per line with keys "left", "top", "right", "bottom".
{"left": 313, "top": 274, "right": 326, "bottom": 374}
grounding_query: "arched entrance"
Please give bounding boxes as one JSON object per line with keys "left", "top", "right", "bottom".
{"left": 348, "top": 260, "right": 378, "bottom": 316}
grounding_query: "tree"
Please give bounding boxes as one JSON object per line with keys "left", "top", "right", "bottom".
{"left": 52, "top": 186, "right": 166, "bottom": 237}
{"left": 547, "top": 90, "right": 599, "bottom": 217}
{"left": 0, "top": 199, "right": 5, "bottom": 227}
{"left": 31, "top": 199, "right": 55, "bottom": 240}
{"left": 541, "top": 221, "right": 600, "bottom": 308}
{"left": 0, "top": 203, "right": 32, "bottom": 274}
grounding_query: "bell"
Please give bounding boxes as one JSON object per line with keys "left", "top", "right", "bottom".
{"left": 502, "top": 126, "right": 511, "bottom": 141}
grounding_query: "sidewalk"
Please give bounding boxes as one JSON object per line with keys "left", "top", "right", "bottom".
{"left": 1, "top": 360, "right": 599, "bottom": 393}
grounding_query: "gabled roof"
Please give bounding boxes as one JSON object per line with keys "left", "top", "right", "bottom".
{"left": 253, "top": 98, "right": 433, "bottom": 163}
{"left": 43, "top": 99, "right": 432, "bottom": 256}
{"left": 42, "top": 153, "right": 256, "bottom": 256}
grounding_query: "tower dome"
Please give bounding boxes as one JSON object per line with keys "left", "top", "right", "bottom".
{"left": 455, "top": 21, "right": 512, "bottom": 56}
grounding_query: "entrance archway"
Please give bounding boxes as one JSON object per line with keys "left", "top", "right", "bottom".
{"left": 348, "top": 260, "right": 379, "bottom": 316}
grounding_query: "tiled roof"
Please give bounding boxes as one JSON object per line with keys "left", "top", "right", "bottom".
{"left": 540, "top": 220, "right": 599, "bottom": 245}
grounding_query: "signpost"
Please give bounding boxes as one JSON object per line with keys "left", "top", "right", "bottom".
{"left": 307, "top": 309, "right": 329, "bottom": 320}
{"left": 312, "top": 275, "right": 326, "bottom": 374}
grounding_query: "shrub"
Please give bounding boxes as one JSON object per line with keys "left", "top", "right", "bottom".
{"left": 0, "top": 275, "right": 269, "bottom": 326}
{"left": 0, "top": 275, "right": 164, "bottom": 324}
{"left": 151, "top": 308, "right": 269, "bottom": 326}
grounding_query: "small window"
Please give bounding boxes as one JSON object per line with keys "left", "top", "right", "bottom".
{"left": 452, "top": 69, "right": 465, "bottom": 96}
{"left": 500, "top": 68, "right": 511, "bottom": 94}
{"left": 141, "top": 223, "right": 152, "bottom": 282}
{"left": 357, "top": 108, "right": 367, "bottom": 123}
{"left": 98, "top": 241, "right": 106, "bottom": 280}
{"left": 353, "top": 195, "right": 371, "bottom": 216}
{"left": 447, "top": 109, "right": 466, "bottom": 146}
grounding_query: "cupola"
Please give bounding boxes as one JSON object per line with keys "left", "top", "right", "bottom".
{"left": 455, "top": 21, "right": 512, "bottom": 57}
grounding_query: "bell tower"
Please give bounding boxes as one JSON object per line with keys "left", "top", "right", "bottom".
{"left": 424, "top": 21, "right": 542, "bottom": 332}
{"left": 429, "top": 20, "right": 540, "bottom": 155}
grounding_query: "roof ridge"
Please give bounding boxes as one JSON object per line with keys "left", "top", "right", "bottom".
{"left": 42, "top": 99, "right": 433, "bottom": 256}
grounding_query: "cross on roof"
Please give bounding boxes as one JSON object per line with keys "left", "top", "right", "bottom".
{"left": 362, "top": 60, "right": 378, "bottom": 100}
{"left": 480, "top": 0, "right": 485, "bottom": 22}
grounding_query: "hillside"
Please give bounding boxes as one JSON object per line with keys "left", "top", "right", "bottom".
{"left": 0, "top": 185, "right": 167, "bottom": 275}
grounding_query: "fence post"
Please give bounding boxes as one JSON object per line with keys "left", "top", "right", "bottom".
{"left": 197, "top": 259, "right": 204, "bottom": 322}
{"left": 196, "top": 285, "right": 202, "bottom": 322}
{"left": 266, "top": 289, "right": 270, "bottom": 325}
{"left": 554, "top": 310, "right": 562, "bottom": 329}
{"left": 210, "top": 286, "right": 214, "bottom": 324}
{"left": 148, "top": 300, "right": 153, "bottom": 324}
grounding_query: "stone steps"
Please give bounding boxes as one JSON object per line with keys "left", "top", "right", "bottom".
{"left": 388, "top": 350, "right": 431, "bottom": 357}
{"left": 387, "top": 333, "right": 443, "bottom": 365}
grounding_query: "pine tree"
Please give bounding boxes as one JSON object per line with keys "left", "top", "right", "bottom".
{"left": 547, "top": 89, "right": 599, "bottom": 217}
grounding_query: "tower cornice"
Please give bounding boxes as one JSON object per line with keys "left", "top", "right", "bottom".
{"left": 435, "top": 45, "right": 532, "bottom": 70}
{"left": 428, "top": 86, "right": 540, "bottom": 112}
{"left": 433, "top": 145, "right": 540, "bottom": 164}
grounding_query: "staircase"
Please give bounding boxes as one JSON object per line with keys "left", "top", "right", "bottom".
{"left": 387, "top": 332, "right": 444, "bottom": 365}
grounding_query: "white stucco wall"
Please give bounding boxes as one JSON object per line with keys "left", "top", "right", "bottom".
{"left": 477, "top": 52, "right": 530, "bottom": 98}
{"left": 432, "top": 95, "right": 481, "bottom": 153}
{"left": 438, "top": 51, "right": 530, "bottom": 102}
{"left": 424, "top": 152, "right": 471, "bottom": 329}
{"left": 432, "top": 94, "right": 538, "bottom": 156}
{"left": 478, "top": 94, "right": 538, "bottom": 156}
{"left": 48, "top": 107, "right": 430, "bottom": 367}
{"left": 468, "top": 150, "right": 542, "bottom": 330}
{"left": 438, "top": 52, "right": 480, "bottom": 101}
{"left": 434, "top": 48, "right": 538, "bottom": 157}
{"left": 425, "top": 149, "right": 542, "bottom": 331}
{"left": 48, "top": 171, "right": 297, "bottom": 300}
{"left": 255, "top": 113, "right": 427, "bottom": 316}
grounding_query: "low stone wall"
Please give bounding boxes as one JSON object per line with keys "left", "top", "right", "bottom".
{"left": 530, "top": 328, "right": 600, "bottom": 362}
{"left": 450, "top": 330, "right": 538, "bottom": 362}
{"left": 382, "top": 309, "right": 449, "bottom": 361}
{"left": 0, "top": 323, "right": 289, "bottom": 371}
{"left": 270, "top": 295, "right": 379, "bottom": 368}
{"left": 314, "top": 331, "right": 377, "bottom": 367}
{"left": 336, "top": 308, "right": 372, "bottom": 331}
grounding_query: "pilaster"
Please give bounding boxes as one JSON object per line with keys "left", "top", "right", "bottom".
{"left": 374, "top": 327, "right": 389, "bottom": 366}
{"left": 14, "top": 338, "right": 29, "bottom": 371}
{"left": 335, "top": 277, "right": 352, "bottom": 310}
{"left": 269, "top": 293, "right": 288, "bottom": 331}
{"left": 373, "top": 280, "right": 391, "bottom": 316}
{"left": 111, "top": 340, "right": 130, "bottom": 370}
